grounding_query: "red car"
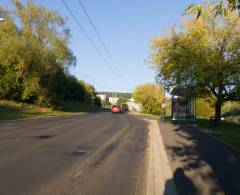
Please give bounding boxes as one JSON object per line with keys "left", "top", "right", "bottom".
{"left": 111, "top": 105, "right": 122, "bottom": 113}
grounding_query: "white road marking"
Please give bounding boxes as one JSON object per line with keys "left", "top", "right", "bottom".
{"left": 73, "top": 170, "right": 83, "bottom": 178}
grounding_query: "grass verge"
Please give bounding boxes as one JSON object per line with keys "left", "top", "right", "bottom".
{"left": 0, "top": 100, "right": 108, "bottom": 121}
{"left": 196, "top": 118, "right": 240, "bottom": 150}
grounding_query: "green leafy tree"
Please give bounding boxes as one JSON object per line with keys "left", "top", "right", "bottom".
{"left": 196, "top": 98, "right": 215, "bottom": 118}
{"left": 117, "top": 97, "right": 127, "bottom": 105}
{"left": 185, "top": 0, "right": 240, "bottom": 18}
{"left": 133, "top": 83, "right": 164, "bottom": 115}
{"left": 0, "top": 0, "right": 76, "bottom": 106}
{"left": 150, "top": 7, "right": 240, "bottom": 125}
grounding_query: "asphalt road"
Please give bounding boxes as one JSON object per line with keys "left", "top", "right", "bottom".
{"left": 0, "top": 113, "right": 148, "bottom": 195}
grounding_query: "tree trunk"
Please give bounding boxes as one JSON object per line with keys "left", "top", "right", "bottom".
{"left": 214, "top": 99, "right": 222, "bottom": 126}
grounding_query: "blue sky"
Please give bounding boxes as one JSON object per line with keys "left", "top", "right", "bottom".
{"left": 1, "top": 0, "right": 199, "bottom": 92}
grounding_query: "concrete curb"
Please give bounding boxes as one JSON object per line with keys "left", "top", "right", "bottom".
{"left": 146, "top": 120, "right": 177, "bottom": 195}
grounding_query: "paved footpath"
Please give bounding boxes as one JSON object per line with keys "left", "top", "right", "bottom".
{"left": 158, "top": 121, "right": 240, "bottom": 195}
{"left": 147, "top": 120, "right": 177, "bottom": 195}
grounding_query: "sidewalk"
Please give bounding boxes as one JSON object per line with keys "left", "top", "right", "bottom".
{"left": 146, "top": 120, "right": 177, "bottom": 195}
{"left": 158, "top": 121, "right": 240, "bottom": 195}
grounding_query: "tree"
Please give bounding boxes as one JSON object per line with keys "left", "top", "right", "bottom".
{"left": 150, "top": 7, "right": 240, "bottom": 125}
{"left": 117, "top": 97, "right": 127, "bottom": 105}
{"left": 185, "top": 0, "right": 240, "bottom": 18}
{"left": 133, "top": 83, "right": 164, "bottom": 115}
{"left": 196, "top": 98, "right": 215, "bottom": 118}
{"left": 0, "top": 0, "right": 76, "bottom": 106}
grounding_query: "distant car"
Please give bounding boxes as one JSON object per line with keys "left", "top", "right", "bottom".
{"left": 111, "top": 105, "right": 122, "bottom": 113}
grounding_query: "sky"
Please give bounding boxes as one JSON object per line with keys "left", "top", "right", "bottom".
{"left": 1, "top": 0, "right": 200, "bottom": 92}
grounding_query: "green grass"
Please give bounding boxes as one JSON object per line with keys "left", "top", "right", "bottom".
{"left": 0, "top": 100, "right": 108, "bottom": 121}
{"left": 196, "top": 118, "right": 240, "bottom": 150}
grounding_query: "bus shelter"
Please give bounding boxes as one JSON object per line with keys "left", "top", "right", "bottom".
{"left": 171, "top": 87, "right": 196, "bottom": 121}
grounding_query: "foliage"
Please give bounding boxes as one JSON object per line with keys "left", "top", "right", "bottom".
{"left": 222, "top": 101, "right": 240, "bottom": 113}
{"left": 185, "top": 0, "right": 240, "bottom": 18}
{"left": 222, "top": 101, "right": 240, "bottom": 118}
{"left": 117, "top": 97, "right": 127, "bottom": 105}
{"left": 133, "top": 83, "right": 164, "bottom": 115}
{"left": 0, "top": 0, "right": 100, "bottom": 108}
{"left": 196, "top": 98, "right": 215, "bottom": 118}
{"left": 150, "top": 7, "right": 240, "bottom": 125}
{"left": 223, "top": 108, "right": 240, "bottom": 116}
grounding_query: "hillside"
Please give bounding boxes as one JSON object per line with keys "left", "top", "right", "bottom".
{"left": 0, "top": 100, "right": 105, "bottom": 121}
{"left": 97, "top": 92, "right": 132, "bottom": 99}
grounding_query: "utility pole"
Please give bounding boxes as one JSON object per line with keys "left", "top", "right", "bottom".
{"left": 84, "top": 82, "right": 87, "bottom": 104}
{"left": 163, "top": 85, "right": 166, "bottom": 120}
{"left": 91, "top": 81, "right": 94, "bottom": 109}
{"left": 160, "top": 83, "right": 166, "bottom": 121}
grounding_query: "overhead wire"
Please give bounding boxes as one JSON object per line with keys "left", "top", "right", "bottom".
{"left": 77, "top": 0, "right": 124, "bottom": 79}
{"left": 60, "top": 0, "right": 121, "bottom": 81}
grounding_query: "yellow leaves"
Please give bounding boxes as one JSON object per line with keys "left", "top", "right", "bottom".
{"left": 149, "top": 4, "right": 240, "bottom": 101}
{"left": 133, "top": 83, "right": 164, "bottom": 103}
{"left": 151, "top": 4, "right": 240, "bottom": 89}
{"left": 133, "top": 83, "right": 165, "bottom": 115}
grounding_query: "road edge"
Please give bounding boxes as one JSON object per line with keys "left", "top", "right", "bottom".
{"left": 0, "top": 112, "right": 87, "bottom": 123}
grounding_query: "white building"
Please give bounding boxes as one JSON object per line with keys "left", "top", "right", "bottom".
{"left": 127, "top": 98, "right": 142, "bottom": 112}
{"left": 108, "top": 97, "right": 119, "bottom": 105}
{"left": 96, "top": 94, "right": 107, "bottom": 102}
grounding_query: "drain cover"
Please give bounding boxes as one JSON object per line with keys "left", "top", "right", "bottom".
{"left": 72, "top": 150, "right": 87, "bottom": 155}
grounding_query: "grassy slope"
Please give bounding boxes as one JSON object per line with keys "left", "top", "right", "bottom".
{"left": 0, "top": 100, "right": 106, "bottom": 121}
{"left": 196, "top": 118, "right": 240, "bottom": 150}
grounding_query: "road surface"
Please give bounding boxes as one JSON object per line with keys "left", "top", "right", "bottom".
{"left": 0, "top": 113, "right": 148, "bottom": 195}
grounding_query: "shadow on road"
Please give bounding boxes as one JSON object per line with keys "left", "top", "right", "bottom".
{"left": 172, "top": 168, "right": 196, "bottom": 195}
{"left": 163, "top": 178, "right": 178, "bottom": 195}
{"left": 161, "top": 121, "right": 240, "bottom": 195}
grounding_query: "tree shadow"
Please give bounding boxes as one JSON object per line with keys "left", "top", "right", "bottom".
{"left": 173, "top": 167, "right": 196, "bottom": 195}
{"left": 163, "top": 177, "right": 178, "bottom": 195}
{"left": 163, "top": 121, "right": 240, "bottom": 195}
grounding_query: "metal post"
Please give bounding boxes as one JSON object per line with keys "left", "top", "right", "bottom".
{"left": 163, "top": 85, "right": 166, "bottom": 120}
{"left": 195, "top": 98, "right": 197, "bottom": 120}
{"left": 91, "top": 80, "right": 95, "bottom": 109}
{"left": 84, "top": 82, "right": 87, "bottom": 103}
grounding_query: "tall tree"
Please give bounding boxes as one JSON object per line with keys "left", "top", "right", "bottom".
{"left": 0, "top": 0, "right": 76, "bottom": 105}
{"left": 133, "top": 83, "right": 164, "bottom": 115}
{"left": 150, "top": 7, "right": 240, "bottom": 125}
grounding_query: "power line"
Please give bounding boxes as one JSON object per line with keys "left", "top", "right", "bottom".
{"left": 60, "top": 0, "right": 121, "bottom": 80}
{"left": 77, "top": 0, "right": 124, "bottom": 79}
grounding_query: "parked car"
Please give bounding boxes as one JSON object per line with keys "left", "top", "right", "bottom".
{"left": 111, "top": 105, "right": 122, "bottom": 113}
